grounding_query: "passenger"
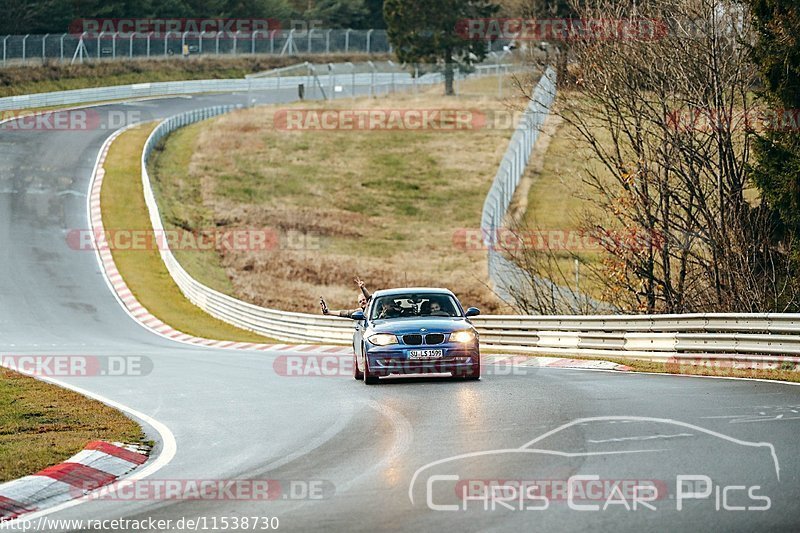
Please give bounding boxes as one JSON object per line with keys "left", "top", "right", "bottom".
{"left": 429, "top": 300, "right": 449, "bottom": 317}
{"left": 419, "top": 301, "right": 432, "bottom": 316}
{"left": 320, "top": 277, "right": 371, "bottom": 319}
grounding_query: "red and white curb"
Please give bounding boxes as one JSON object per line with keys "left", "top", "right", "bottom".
{"left": 0, "top": 441, "right": 147, "bottom": 521}
{"left": 88, "top": 126, "right": 351, "bottom": 356}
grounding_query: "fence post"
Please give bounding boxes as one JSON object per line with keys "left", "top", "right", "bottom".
{"left": 42, "top": 34, "right": 48, "bottom": 61}
{"left": 112, "top": 32, "right": 118, "bottom": 59}
{"left": 270, "top": 29, "right": 276, "bottom": 54}
{"left": 3, "top": 36, "right": 8, "bottom": 65}
{"left": 325, "top": 29, "right": 331, "bottom": 53}
{"left": 60, "top": 33, "right": 66, "bottom": 62}
{"left": 22, "top": 34, "right": 29, "bottom": 63}
{"left": 308, "top": 29, "right": 314, "bottom": 53}
{"left": 97, "top": 32, "right": 104, "bottom": 58}
{"left": 366, "top": 29, "right": 373, "bottom": 53}
{"left": 129, "top": 33, "right": 134, "bottom": 57}
{"left": 344, "top": 29, "right": 351, "bottom": 52}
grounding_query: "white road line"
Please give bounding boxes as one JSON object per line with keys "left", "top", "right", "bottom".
{"left": 587, "top": 433, "right": 694, "bottom": 443}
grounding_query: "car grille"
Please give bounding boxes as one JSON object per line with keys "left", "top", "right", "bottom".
{"left": 425, "top": 333, "right": 445, "bottom": 345}
{"left": 403, "top": 334, "right": 423, "bottom": 345}
{"left": 402, "top": 334, "right": 445, "bottom": 345}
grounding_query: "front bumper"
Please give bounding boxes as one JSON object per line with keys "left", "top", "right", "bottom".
{"left": 365, "top": 344, "right": 480, "bottom": 377}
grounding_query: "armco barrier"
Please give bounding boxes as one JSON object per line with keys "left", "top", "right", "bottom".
{"left": 137, "top": 106, "right": 800, "bottom": 367}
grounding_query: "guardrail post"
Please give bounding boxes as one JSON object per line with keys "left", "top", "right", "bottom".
{"left": 368, "top": 60, "right": 376, "bottom": 97}
{"left": 328, "top": 62, "right": 335, "bottom": 101}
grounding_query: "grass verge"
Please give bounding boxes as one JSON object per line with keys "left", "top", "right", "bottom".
{"left": 0, "top": 367, "right": 143, "bottom": 482}
{"left": 149, "top": 74, "right": 528, "bottom": 314}
{"left": 101, "top": 123, "right": 278, "bottom": 343}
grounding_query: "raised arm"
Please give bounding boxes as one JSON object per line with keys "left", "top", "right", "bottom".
{"left": 354, "top": 276, "right": 371, "bottom": 300}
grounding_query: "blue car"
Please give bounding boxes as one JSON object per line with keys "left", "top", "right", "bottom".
{"left": 349, "top": 288, "right": 481, "bottom": 384}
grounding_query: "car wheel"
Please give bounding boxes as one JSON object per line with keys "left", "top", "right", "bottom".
{"left": 353, "top": 351, "right": 363, "bottom": 380}
{"left": 363, "top": 353, "right": 379, "bottom": 385}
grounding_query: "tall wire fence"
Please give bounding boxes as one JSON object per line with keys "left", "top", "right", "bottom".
{"left": 1, "top": 30, "right": 397, "bottom": 66}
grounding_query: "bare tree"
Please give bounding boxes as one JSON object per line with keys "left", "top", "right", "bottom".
{"left": 526, "top": 0, "right": 800, "bottom": 313}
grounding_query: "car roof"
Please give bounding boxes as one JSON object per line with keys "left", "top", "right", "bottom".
{"left": 371, "top": 288, "right": 456, "bottom": 298}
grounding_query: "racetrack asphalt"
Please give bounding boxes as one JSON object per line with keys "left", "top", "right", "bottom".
{"left": 1, "top": 87, "right": 799, "bottom": 532}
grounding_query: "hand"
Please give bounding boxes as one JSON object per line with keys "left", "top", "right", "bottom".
{"left": 320, "top": 297, "right": 329, "bottom": 315}
{"left": 354, "top": 276, "right": 365, "bottom": 288}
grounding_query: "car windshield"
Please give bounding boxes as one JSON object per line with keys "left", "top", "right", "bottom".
{"left": 369, "top": 293, "right": 462, "bottom": 320}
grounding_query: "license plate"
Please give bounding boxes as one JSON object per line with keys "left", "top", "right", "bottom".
{"left": 408, "top": 349, "right": 444, "bottom": 359}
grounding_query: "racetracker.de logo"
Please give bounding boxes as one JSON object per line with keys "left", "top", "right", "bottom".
{"left": 456, "top": 18, "right": 667, "bottom": 41}
{"left": 0, "top": 110, "right": 101, "bottom": 131}
{"left": 68, "top": 18, "right": 281, "bottom": 37}
{"left": 0, "top": 355, "right": 153, "bottom": 377}
{"left": 273, "top": 354, "right": 529, "bottom": 377}
{"left": 72, "top": 479, "right": 334, "bottom": 501}
{"left": 274, "top": 109, "right": 486, "bottom": 131}
{"left": 67, "top": 228, "right": 281, "bottom": 252}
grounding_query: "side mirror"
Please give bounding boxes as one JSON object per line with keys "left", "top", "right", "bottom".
{"left": 350, "top": 310, "right": 365, "bottom": 321}
{"left": 465, "top": 307, "right": 481, "bottom": 317}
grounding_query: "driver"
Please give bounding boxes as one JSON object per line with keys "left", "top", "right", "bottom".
{"left": 377, "top": 300, "right": 402, "bottom": 319}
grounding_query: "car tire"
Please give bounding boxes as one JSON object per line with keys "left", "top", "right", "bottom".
{"left": 354, "top": 352, "right": 363, "bottom": 380}
{"left": 363, "top": 353, "right": 379, "bottom": 385}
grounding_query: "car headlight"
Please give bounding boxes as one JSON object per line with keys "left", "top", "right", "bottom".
{"left": 368, "top": 333, "right": 399, "bottom": 346}
{"left": 450, "top": 330, "right": 476, "bottom": 343}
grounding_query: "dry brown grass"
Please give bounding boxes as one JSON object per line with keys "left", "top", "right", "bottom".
{"left": 151, "top": 75, "right": 529, "bottom": 314}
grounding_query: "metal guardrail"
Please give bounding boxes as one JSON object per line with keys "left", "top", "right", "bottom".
{"left": 138, "top": 106, "right": 800, "bottom": 366}
{"left": 0, "top": 61, "right": 514, "bottom": 112}
{"left": 0, "top": 70, "right": 427, "bottom": 112}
